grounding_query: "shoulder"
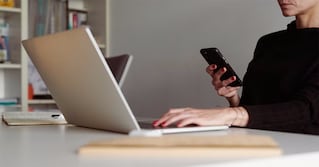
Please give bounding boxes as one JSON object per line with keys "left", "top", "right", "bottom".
{"left": 257, "top": 30, "right": 288, "bottom": 45}
{"left": 257, "top": 20, "right": 295, "bottom": 43}
{"left": 254, "top": 30, "right": 288, "bottom": 56}
{"left": 250, "top": 30, "right": 288, "bottom": 61}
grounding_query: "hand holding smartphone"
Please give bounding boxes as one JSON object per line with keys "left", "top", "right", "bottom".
{"left": 200, "top": 48, "right": 242, "bottom": 87}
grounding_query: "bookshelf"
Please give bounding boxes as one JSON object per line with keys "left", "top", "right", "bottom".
{"left": 0, "top": 6, "right": 21, "bottom": 13}
{"left": 68, "top": 0, "right": 109, "bottom": 56}
{"left": 26, "top": 0, "right": 68, "bottom": 111}
{"left": 0, "top": 0, "right": 28, "bottom": 111}
{"left": 0, "top": 0, "right": 109, "bottom": 112}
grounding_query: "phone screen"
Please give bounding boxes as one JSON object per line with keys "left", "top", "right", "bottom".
{"left": 200, "top": 48, "right": 242, "bottom": 87}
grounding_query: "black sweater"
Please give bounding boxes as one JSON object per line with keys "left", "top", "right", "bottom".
{"left": 240, "top": 21, "right": 319, "bottom": 135}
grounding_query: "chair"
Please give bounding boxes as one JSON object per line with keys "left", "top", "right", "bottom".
{"left": 105, "top": 54, "right": 133, "bottom": 87}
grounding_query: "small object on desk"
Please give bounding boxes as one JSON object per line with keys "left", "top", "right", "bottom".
{"left": 78, "top": 134, "right": 282, "bottom": 158}
{"left": 2, "top": 111, "right": 67, "bottom": 126}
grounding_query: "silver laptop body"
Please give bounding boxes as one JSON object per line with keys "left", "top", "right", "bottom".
{"left": 22, "top": 27, "right": 228, "bottom": 134}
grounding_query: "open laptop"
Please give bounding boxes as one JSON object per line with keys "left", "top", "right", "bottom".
{"left": 1, "top": 55, "right": 132, "bottom": 126}
{"left": 21, "top": 27, "right": 228, "bottom": 134}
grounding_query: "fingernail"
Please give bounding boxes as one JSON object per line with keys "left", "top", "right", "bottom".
{"left": 222, "top": 67, "right": 227, "bottom": 72}
{"left": 232, "top": 76, "right": 236, "bottom": 80}
{"left": 161, "top": 122, "right": 167, "bottom": 127}
{"left": 212, "top": 64, "right": 217, "bottom": 69}
{"left": 152, "top": 120, "right": 158, "bottom": 125}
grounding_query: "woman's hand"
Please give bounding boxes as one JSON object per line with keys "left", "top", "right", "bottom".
{"left": 153, "top": 107, "right": 249, "bottom": 128}
{"left": 206, "top": 64, "right": 240, "bottom": 106}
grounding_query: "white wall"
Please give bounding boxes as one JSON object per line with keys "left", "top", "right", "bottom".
{"left": 109, "top": 0, "right": 292, "bottom": 117}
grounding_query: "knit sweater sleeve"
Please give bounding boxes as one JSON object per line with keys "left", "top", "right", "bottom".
{"left": 244, "top": 100, "right": 316, "bottom": 133}
{"left": 244, "top": 72, "right": 319, "bottom": 133}
{"left": 242, "top": 35, "right": 319, "bottom": 134}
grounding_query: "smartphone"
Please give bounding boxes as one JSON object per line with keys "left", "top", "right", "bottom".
{"left": 200, "top": 47, "right": 242, "bottom": 87}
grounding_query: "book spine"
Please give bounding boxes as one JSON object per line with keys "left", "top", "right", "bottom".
{"left": 0, "top": 97, "right": 18, "bottom": 106}
{"left": 68, "top": 12, "right": 73, "bottom": 29}
{"left": 0, "top": 0, "right": 15, "bottom": 7}
{"left": 72, "top": 12, "right": 78, "bottom": 28}
{"left": 0, "top": 17, "right": 9, "bottom": 63}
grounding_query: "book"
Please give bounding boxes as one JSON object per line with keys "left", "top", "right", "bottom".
{"left": 0, "top": 98, "right": 18, "bottom": 106}
{"left": 0, "top": 0, "right": 15, "bottom": 7}
{"left": 78, "top": 134, "right": 282, "bottom": 158}
{"left": 68, "top": 10, "right": 88, "bottom": 30}
{"left": 0, "top": 16, "right": 9, "bottom": 63}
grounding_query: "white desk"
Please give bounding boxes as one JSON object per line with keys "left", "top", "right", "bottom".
{"left": 1, "top": 120, "right": 319, "bottom": 167}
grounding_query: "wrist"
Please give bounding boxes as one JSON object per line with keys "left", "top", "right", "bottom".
{"left": 226, "top": 94, "right": 240, "bottom": 107}
{"left": 228, "top": 107, "right": 249, "bottom": 127}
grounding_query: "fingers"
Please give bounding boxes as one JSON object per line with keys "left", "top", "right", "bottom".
{"left": 206, "top": 65, "right": 240, "bottom": 98}
{"left": 153, "top": 108, "right": 194, "bottom": 127}
{"left": 222, "top": 76, "right": 237, "bottom": 87}
{"left": 206, "top": 65, "right": 228, "bottom": 87}
{"left": 206, "top": 64, "right": 217, "bottom": 75}
{"left": 211, "top": 68, "right": 230, "bottom": 89}
{"left": 216, "top": 87, "right": 240, "bottom": 98}
{"left": 162, "top": 112, "right": 194, "bottom": 127}
{"left": 206, "top": 65, "right": 226, "bottom": 80}
{"left": 153, "top": 108, "right": 232, "bottom": 128}
{"left": 207, "top": 66, "right": 239, "bottom": 92}
{"left": 176, "top": 117, "right": 201, "bottom": 127}
{"left": 215, "top": 67, "right": 227, "bottom": 79}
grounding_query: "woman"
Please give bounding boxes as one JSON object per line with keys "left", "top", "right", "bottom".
{"left": 153, "top": 0, "right": 319, "bottom": 135}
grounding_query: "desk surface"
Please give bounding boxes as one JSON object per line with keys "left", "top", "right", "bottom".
{"left": 1, "top": 120, "right": 319, "bottom": 167}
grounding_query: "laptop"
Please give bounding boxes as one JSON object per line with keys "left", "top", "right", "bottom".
{"left": 1, "top": 55, "right": 132, "bottom": 126}
{"left": 21, "top": 27, "right": 228, "bottom": 134}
